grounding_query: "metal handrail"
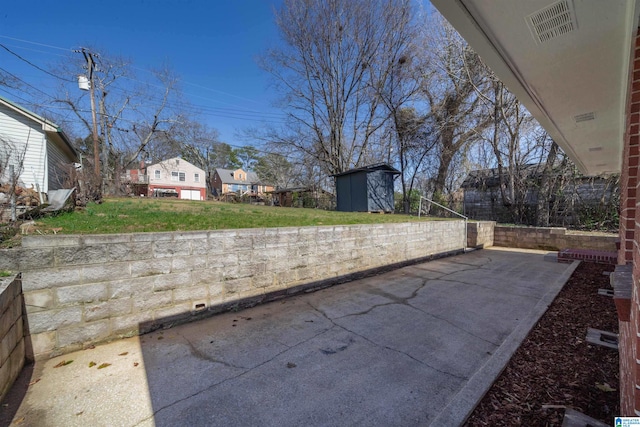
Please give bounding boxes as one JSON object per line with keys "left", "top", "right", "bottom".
{"left": 418, "top": 196, "right": 468, "bottom": 251}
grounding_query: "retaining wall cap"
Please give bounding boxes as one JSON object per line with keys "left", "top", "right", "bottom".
{"left": 22, "top": 235, "right": 82, "bottom": 248}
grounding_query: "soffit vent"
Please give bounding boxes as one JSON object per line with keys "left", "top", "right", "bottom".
{"left": 574, "top": 112, "right": 596, "bottom": 123}
{"left": 526, "top": 0, "right": 577, "bottom": 44}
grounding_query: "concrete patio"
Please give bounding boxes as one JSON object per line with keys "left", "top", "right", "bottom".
{"left": 1, "top": 247, "right": 577, "bottom": 427}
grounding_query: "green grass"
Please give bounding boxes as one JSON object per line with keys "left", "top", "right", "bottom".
{"left": 35, "top": 197, "right": 452, "bottom": 235}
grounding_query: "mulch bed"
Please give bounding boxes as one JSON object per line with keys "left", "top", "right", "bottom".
{"left": 465, "top": 261, "right": 619, "bottom": 426}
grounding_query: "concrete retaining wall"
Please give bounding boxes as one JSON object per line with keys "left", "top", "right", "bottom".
{"left": 0, "top": 275, "right": 24, "bottom": 402}
{"left": 0, "top": 221, "right": 465, "bottom": 360}
{"left": 493, "top": 226, "right": 617, "bottom": 251}
{"left": 467, "top": 221, "right": 495, "bottom": 248}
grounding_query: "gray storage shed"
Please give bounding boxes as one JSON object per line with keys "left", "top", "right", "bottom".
{"left": 333, "top": 164, "right": 400, "bottom": 212}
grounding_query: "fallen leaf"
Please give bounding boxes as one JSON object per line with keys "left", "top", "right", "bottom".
{"left": 97, "top": 363, "right": 111, "bottom": 369}
{"left": 88, "top": 362, "right": 96, "bottom": 368}
{"left": 286, "top": 362, "right": 297, "bottom": 368}
{"left": 28, "top": 378, "right": 40, "bottom": 386}
{"left": 157, "top": 336, "right": 164, "bottom": 340}
{"left": 54, "top": 360, "right": 73, "bottom": 368}
{"left": 133, "top": 362, "right": 139, "bottom": 367}
{"left": 595, "top": 382, "right": 616, "bottom": 392}
{"left": 118, "top": 352, "right": 128, "bottom": 356}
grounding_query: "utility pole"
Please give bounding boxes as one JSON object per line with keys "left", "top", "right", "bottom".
{"left": 76, "top": 48, "right": 100, "bottom": 187}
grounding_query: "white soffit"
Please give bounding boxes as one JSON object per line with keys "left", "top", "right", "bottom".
{"left": 431, "top": 0, "right": 640, "bottom": 176}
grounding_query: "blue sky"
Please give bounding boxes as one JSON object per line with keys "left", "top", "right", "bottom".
{"left": 0, "top": 0, "right": 287, "bottom": 145}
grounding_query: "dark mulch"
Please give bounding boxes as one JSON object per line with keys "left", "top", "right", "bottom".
{"left": 465, "top": 262, "right": 619, "bottom": 426}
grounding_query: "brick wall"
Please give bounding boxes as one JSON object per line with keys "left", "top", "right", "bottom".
{"left": 0, "top": 275, "right": 25, "bottom": 402}
{"left": 618, "top": 30, "right": 640, "bottom": 416}
{"left": 621, "top": 47, "right": 640, "bottom": 264}
{"left": 493, "top": 226, "right": 617, "bottom": 252}
{"left": 0, "top": 221, "right": 465, "bottom": 360}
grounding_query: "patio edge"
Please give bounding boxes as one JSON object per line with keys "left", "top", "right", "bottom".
{"left": 429, "top": 259, "right": 581, "bottom": 426}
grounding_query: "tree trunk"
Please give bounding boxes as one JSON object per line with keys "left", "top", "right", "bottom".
{"left": 433, "top": 141, "right": 454, "bottom": 197}
{"left": 535, "top": 141, "right": 559, "bottom": 226}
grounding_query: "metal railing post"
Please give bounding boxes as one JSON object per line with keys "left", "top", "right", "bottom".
{"left": 418, "top": 196, "right": 468, "bottom": 251}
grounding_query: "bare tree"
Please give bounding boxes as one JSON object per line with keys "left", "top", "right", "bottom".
{"left": 50, "top": 52, "right": 188, "bottom": 195}
{"left": 421, "top": 14, "right": 493, "bottom": 198}
{"left": 123, "top": 66, "right": 186, "bottom": 168}
{"left": 484, "top": 80, "right": 540, "bottom": 222}
{"left": 387, "top": 108, "right": 437, "bottom": 213}
{"left": 369, "top": 13, "right": 442, "bottom": 214}
{"left": 254, "top": 153, "right": 296, "bottom": 189}
{"left": 0, "top": 135, "right": 31, "bottom": 220}
{"left": 173, "top": 119, "right": 224, "bottom": 193}
{"left": 259, "top": 0, "right": 416, "bottom": 179}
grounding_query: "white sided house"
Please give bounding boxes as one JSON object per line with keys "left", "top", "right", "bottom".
{"left": 0, "top": 95, "right": 78, "bottom": 194}
{"left": 147, "top": 157, "right": 206, "bottom": 200}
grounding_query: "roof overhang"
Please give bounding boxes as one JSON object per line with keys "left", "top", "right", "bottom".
{"left": 430, "top": 0, "right": 640, "bottom": 176}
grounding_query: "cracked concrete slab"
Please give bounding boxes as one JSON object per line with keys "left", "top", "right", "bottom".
{"left": 2, "top": 247, "right": 577, "bottom": 427}
{"left": 410, "top": 280, "right": 534, "bottom": 345}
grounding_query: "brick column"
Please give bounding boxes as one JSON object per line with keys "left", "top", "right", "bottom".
{"left": 620, "top": 72, "right": 640, "bottom": 265}
{"left": 620, "top": 30, "right": 640, "bottom": 416}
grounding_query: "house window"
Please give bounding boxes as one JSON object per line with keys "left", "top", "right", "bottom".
{"left": 179, "top": 172, "right": 186, "bottom": 182}
{"left": 194, "top": 173, "right": 200, "bottom": 182}
{"left": 154, "top": 170, "right": 160, "bottom": 180}
{"left": 171, "top": 171, "right": 179, "bottom": 181}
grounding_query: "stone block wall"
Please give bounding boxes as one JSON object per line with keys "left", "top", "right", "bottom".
{"left": 493, "top": 226, "right": 617, "bottom": 252}
{"left": 466, "top": 221, "right": 495, "bottom": 248}
{"left": 0, "top": 275, "right": 25, "bottom": 402}
{"left": 0, "top": 221, "right": 465, "bottom": 360}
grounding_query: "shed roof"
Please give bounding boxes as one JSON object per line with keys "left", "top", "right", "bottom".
{"left": 331, "top": 163, "right": 400, "bottom": 178}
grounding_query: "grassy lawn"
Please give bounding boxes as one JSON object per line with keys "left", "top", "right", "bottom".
{"left": 33, "top": 197, "right": 451, "bottom": 235}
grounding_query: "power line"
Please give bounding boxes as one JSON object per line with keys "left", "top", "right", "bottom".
{"left": 0, "top": 35, "right": 292, "bottom": 129}
{"left": 0, "top": 35, "right": 71, "bottom": 51}
{"left": 0, "top": 66, "right": 58, "bottom": 100}
{"left": 0, "top": 34, "right": 278, "bottom": 116}
{"left": 0, "top": 42, "right": 69, "bottom": 59}
{"left": 0, "top": 87, "right": 299, "bottom": 162}
{"left": 0, "top": 43, "right": 74, "bottom": 82}
{"left": 182, "top": 81, "right": 264, "bottom": 106}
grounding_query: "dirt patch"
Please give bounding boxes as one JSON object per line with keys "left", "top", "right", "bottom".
{"left": 465, "top": 261, "right": 619, "bottom": 426}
